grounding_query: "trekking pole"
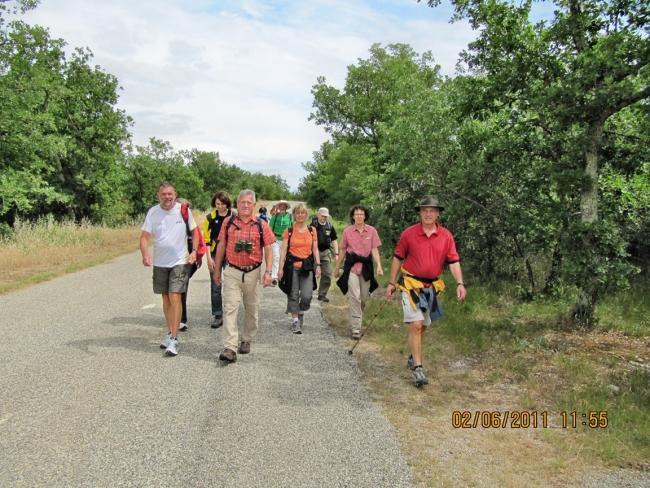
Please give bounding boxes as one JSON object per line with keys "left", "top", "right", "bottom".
{"left": 348, "top": 298, "right": 389, "bottom": 355}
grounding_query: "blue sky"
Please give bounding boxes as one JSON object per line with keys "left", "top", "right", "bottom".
{"left": 24, "top": 0, "right": 476, "bottom": 190}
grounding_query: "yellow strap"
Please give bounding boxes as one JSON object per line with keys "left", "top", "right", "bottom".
{"left": 395, "top": 267, "right": 446, "bottom": 310}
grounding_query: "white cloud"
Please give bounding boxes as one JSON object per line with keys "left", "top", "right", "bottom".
{"left": 24, "top": 0, "right": 476, "bottom": 190}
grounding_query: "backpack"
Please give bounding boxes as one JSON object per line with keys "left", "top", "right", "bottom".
{"left": 180, "top": 203, "right": 208, "bottom": 264}
{"left": 311, "top": 216, "right": 332, "bottom": 251}
{"left": 206, "top": 209, "right": 235, "bottom": 248}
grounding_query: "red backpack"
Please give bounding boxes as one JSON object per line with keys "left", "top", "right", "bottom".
{"left": 180, "top": 203, "right": 208, "bottom": 265}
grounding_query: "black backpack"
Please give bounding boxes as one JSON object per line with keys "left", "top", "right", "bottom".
{"left": 311, "top": 216, "right": 332, "bottom": 251}
{"left": 206, "top": 209, "right": 235, "bottom": 242}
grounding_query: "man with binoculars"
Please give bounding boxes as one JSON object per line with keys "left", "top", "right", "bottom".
{"left": 212, "top": 189, "right": 276, "bottom": 363}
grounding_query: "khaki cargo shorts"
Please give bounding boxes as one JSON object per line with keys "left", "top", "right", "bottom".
{"left": 401, "top": 291, "right": 432, "bottom": 326}
{"left": 153, "top": 265, "right": 190, "bottom": 294}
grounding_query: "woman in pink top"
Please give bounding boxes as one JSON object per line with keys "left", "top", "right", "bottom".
{"left": 333, "top": 205, "right": 383, "bottom": 339}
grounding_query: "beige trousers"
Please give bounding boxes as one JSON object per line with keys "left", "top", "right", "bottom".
{"left": 222, "top": 265, "right": 261, "bottom": 352}
{"left": 347, "top": 272, "right": 370, "bottom": 334}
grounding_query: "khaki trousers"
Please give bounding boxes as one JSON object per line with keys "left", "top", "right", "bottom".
{"left": 347, "top": 272, "right": 370, "bottom": 334}
{"left": 317, "top": 249, "right": 332, "bottom": 298}
{"left": 222, "top": 265, "right": 261, "bottom": 352}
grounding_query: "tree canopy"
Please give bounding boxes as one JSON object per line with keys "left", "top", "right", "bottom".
{"left": 301, "top": 1, "right": 649, "bottom": 326}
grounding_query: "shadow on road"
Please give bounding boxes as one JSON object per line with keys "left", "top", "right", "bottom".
{"left": 66, "top": 334, "right": 218, "bottom": 363}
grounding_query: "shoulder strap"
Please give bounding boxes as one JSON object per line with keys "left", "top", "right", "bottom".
{"left": 256, "top": 217, "right": 264, "bottom": 248}
{"left": 224, "top": 215, "right": 236, "bottom": 249}
{"left": 181, "top": 203, "right": 191, "bottom": 237}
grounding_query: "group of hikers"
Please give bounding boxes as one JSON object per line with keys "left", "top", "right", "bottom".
{"left": 139, "top": 182, "right": 466, "bottom": 387}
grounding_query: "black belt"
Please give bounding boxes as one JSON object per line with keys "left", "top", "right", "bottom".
{"left": 230, "top": 263, "right": 261, "bottom": 273}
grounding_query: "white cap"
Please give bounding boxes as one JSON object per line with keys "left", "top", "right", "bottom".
{"left": 318, "top": 207, "right": 330, "bottom": 217}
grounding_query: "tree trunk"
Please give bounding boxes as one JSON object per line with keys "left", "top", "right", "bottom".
{"left": 543, "top": 241, "right": 562, "bottom": 295}
{"left": 580, "top": 122, "right": 604, "bottom": 223}
{"left": 572, "top": 120, "right": 605, "bottom": 327}
{"left": 570, "top": 287, "right": 597, "bottom": 329}
{"left": 513, "top": 236, "right": 535, "bottom": 299}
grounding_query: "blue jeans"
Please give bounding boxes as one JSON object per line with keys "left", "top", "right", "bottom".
{"left": 210, "top": 270, "right": 223, "bottom": 318}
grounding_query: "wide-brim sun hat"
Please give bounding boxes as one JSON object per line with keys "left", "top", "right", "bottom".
{"left": 277, "top": 200, "right": 290, "bottom": 209}
{"left": 414, "top": 195, "right": 444, "bottom": 211}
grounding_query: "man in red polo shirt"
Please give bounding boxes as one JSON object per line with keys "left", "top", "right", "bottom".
{"left": 213, "top": 189, "right": 276, "bottom": 363}
{"left": 386, "top": 195, "right": 467, "bottom": 387}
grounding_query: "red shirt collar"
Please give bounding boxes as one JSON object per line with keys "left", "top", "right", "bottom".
{"left": 352, "top": 224, "right": 368, "bottom": 234}
{"left": 417, "top": 222, "right": 439, "bottom": 236}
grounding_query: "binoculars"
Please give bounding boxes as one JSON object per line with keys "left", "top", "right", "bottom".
{"left": 234, "top": 239, "right": 254, "bottom": 254}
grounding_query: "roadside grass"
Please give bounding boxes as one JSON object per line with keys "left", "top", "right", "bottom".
{"left": 597, "top": 276, "right": 650, "bottom": 337}
{"left": 0, "top": 209, "right": 214, "bottom": 296}
{"left": 321, "top": 261, "right": 650, "bottom": 485}
{"left": 0, "top": 217, "right": 142, "bottom": 294}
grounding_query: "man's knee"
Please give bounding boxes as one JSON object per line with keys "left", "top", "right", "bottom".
{"left": 167, "top": 292, "right": 182, "bottom": 304}
{"left": 409, "top": 321, "right": 425, "bottom": 333}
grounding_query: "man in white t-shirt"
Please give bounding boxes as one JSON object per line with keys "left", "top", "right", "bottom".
{"left": 140, "top": 182, "right": 198, "bottom": 356}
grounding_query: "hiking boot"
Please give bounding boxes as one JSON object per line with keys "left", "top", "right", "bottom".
{"left": 406, "top": 354, "right": 415, "bottom": 370}
{"left": 210, "top": 316, "right": 223, "bottom": 329}
{"left": 160, "top": 332, "right": 172, "bottom": 349}
{"left": 165, "top": 338, "right": 179, "bottom": 356}
{"left": 351, "top": 330, "right": 361, "bottom": 340}
{"left": 291, "top": 318, "right": 302, "bottom": 334}
{"left": 219, "top": 348, "right": 237, "bottom": 363}
{"left": 413, "top": 366, "right": 428, "bottom": 388}
{"left": 179, "top": 322, "right": 188, "bottom": 331}
{"left": 318, "top": 295, "right": 330, "bottom": 303}
{"left": 238, "top": 341, "right": 251, "bottom": 354}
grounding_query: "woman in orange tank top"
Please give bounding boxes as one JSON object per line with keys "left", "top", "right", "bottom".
{"left": 278, "top": 203, "right": 321, "bottom": 334}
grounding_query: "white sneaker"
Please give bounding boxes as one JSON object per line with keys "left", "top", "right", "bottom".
{"left": 291, "top": 318, "right": 302, "bottom": 334}
{"left": 179, "top": 322, "right": 188, "bottom": 331}
{"left": 165, "top": 338, "right": 179, "bottom": 356}
{"left": 413, "top": 366, "right": 428, "bottom": 387}
{"left": 160, "top": 332, "right": 172, "bottom": 349}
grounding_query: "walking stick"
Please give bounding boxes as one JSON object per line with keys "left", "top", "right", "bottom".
{"left": 348, "top": 298, "right": 389, "bottom": 355}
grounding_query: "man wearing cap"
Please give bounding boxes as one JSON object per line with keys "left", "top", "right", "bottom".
{"left": 385, "top": 195, "right": 467, "bottom": 387}
{"left": 311, "top": 207, "right": 339, "bottom": 302}
{"left": 268, "top": 200, "right": 292, "bottom": 285}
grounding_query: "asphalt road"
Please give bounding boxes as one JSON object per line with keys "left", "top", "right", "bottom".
{"left": 1, "top": 252, "right": 413, "bottom": 487}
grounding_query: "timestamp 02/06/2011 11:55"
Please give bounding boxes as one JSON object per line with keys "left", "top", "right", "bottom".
{"left": 451, "top": 410, "right": 609, "bottom": 429}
